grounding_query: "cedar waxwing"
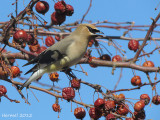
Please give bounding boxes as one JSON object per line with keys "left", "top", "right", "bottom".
{"left": 20, "top": 24, "right": 103, "bottom": 90}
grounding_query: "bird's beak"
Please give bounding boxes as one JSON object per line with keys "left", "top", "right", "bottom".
{"left": 92, "top": 30, "right": 104, "bottom": 37}
{"left": 98, "top": 31, "right": 104, "bottom": 34}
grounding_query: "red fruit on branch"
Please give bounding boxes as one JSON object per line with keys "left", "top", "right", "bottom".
{"left": 88, "top": 39, "right": 94, "bottom": 47}
{"left": 106, "top": 113, "right": 115, "bottom": 120}
{"left": 45, "top": 36, "right": 55, "bottom": 47}
{"left": 104, "top": 100, "right": 116, "bottom": 111}
{"left": 74, "top": 107, "right": 86, "bottom": 119}
{"left": 54, "top": 1, "right": 66, "bottom": 14}
{"left": 65, "top": 4, "right": 74, "bottom": 16}
{"left": 13, "top": 30, "right": 28, "bottom": 43}
{"left": 140, "top": 94, "right": 150, "bottom": 105}
{"left": 71, "top": 78, "right": 81, "bottom": 90}
{"left": 0, "top": 85, "right": 7, "bottom": 97}
{"left": 131, "top": 76, "right": 142, "bottom": 86}
{"left": 100, "top": 54, "right": 111, "bottom": 61}
{"left": 152, "top": 95, "right": 160, "bottom": 105}
{"left": 128, "top": 40, "right": 139, "bottom": 52}
{"left": 94, "top": 98, "right": 105, "bottom": 109}
{"left": 89, "top": 107, "right": 102, "bottom": 119}
{"left": 112, "top": 55, "right": 122, "bottom": 62}
{"left": 117, "top": 104, "right": 129, "bottom": 115}
{"left": 11, "top": 66, "right": 21, "bottom": 78}
{"left": 27, "top": 34, "right": 35, "bottom": 45}
{"left": 55, "top": 35, "right": 61, "bottom": 41}
{"left": 134, "top": 110, "right": 146, "bottom": 120}
{"left": 89, "top": 57, "right": 99, "bottom": 68}
{"left": 35, "top": 1, "right": 49, "bottom": 15}
{"left": 117, "top": 93, "right": 125, "bottom": 100}
{"left": 62, "top": 87, "right": 75, "bottom": 101}
{"left": 29, "top": 44, "right": 40, "bottom": 52}
{"left": 52, "top": 103, "right": 60, "bottom": 112}
{"left": 30, "top": 39, "right": 38, "bottom": 46}
{"left": 114, "top": 93, "right": 125, "bottom": 104}
{"left": 143, "top": 61, "right": 154, "bottom": 67}
{"left": 51, "top": 12, "right": 66, "bottom": 25}
{"left": 49, "top": 72, "right": 59, "bottom": 82}
{"left": 134, "top": 100, "right": 145, "bottom": 112}
{"left": 36, "top": 46, "right": 47, "bottom": 54}
{"left": 39, "top": 46, "right": 47, "bottom": 52}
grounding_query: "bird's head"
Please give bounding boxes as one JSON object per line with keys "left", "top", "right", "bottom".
{"left": 74, "top": 24, "right": 103, "bottom": 38}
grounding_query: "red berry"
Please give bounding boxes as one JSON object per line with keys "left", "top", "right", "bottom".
{"left": 71, "top": 78, "right": 81, "bottom": 90}
{"left": 128, "top": 40, "right": 139, "bottom": 52}
{"left": 55, "top": 35, "right": 61, "bottom": 41}
{"left": 106, "top": 113, "right": 115, "bottom": 120}
{"left": 0, "top": 85, "right": 7, "bottom": 97}
{"left": 88, "top": 39, "right": 94, "bottom": 47}
{"left": 94, "top": 98, "right": 105, "bottom": 109}
{"left": 49, "top": 72, "right": 59, "bottom": 82}
{"left": 35, "top": 1, "right": 49, "bottom": 15}
{"left": 74, "top": 107, "right": 86, "bottom": 119}
{"left": 143, "top": 61, "right": 154, "bottom": 67}
{"left": 45, "top": 36, "right": 55, "bottom": 47}
{"left": 117, "top": 104, "right": 129, "bottom": 115}
{"left": 55, "top": 35, "right": 65, "bottom": 41}
{"left": 52, "top": 103, "right": 60, "bottom": 112}
{"left": 131, "top": 76, "right": 142, "bottom": 86}
{"left": 54, "top": 1, "right": 66, "bottom": 14}
{"left": 140, "top": 94, "right": 150, "bottom": 105}
{"left": 114, "top": 93, "right": 125, "bottom": 104}
{"left": 13, "top": 30, "right": 28, "bottom": 43}
{"left": 27, "top": 34, "right": 35, "bottom": 45}
{"left": 65, "top": 4, "right": 74, "bottom": 16}
{"left": 62, "top": 87, "right": 75, "bottom": 101}
{"left": 36, "top": 46, "right": 47, "bottom": 54}
{"left": 30, "top": 39, "right": 38, "bottom": 46}
{"left": 29, "top": 44, "right": 40, "bottom": 52}
{"left": 89, "top": 107, "right": 102, "bottom": 119}
{"left": 40, "top": 46, "right": 47, "bottom": 52}
{"left": 117, "top": 94, "right": 125, "bottom": 100}
{"left": 112, "top": 55, "right": 122, "bottom": 62}
{"left": 51, "top": 12, "right": 66, "bottom": 25}
{"left": 134, "top": 110, "right": 146, "bottom": 120}
{"left": 100, "top": 54, "right": 111, "bottom": 61}
{"left": 89, "top": 57, "right": 99, "bottom": 68}
{"left": 134, "top": 100, "right": 145, "bottom": 112}
{"left": 152, "top": 95, "right": 160, "bottom": 105}
{"left": 11, "top": 66, "right": 21, "bottom": 78}
{"left": 105, "top": 100, "right": 116, "bottom": 111}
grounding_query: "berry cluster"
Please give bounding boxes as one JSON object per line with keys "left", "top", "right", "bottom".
{"left": 51, "top": 1, "right": 74, "bottom": 25}
{"left": 35, "top": 1, "right": 74, "bottom": 25}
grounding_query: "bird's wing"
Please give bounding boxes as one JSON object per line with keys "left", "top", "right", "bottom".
{"left": 24, "top": 36, "right": 74, "bottom": 74}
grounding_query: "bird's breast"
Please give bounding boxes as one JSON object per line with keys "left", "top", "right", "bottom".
{"left": 66, "top": 40, "right": 88, "bottom": 67}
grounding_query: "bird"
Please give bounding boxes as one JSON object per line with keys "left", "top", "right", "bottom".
{"left": 20, "top": 24, "right": 103, "bottom": 90}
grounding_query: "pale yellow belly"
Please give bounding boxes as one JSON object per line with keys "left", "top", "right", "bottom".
{"left": 44, "top": 56, "right": 71, "bottom": 73}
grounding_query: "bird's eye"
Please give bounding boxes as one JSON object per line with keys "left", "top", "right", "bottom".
{"left": 86, "top": 26, "right": 100, "bottom": 34}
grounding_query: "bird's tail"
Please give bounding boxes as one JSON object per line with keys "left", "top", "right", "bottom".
{"left": 20, "top": 69, "right": 46, "bottom": 90}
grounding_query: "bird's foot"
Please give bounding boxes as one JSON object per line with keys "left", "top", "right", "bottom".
{"left": 62, "top": 68, "right": 77, "bottom": 79}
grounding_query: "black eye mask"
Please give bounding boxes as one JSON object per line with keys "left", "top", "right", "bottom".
{"left": 86, "top": 26, "right": 100, "bottom": 34}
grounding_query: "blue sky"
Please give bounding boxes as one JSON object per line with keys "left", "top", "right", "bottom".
{"left": 0, "top": 0, "right": 160, "bottom": 120}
